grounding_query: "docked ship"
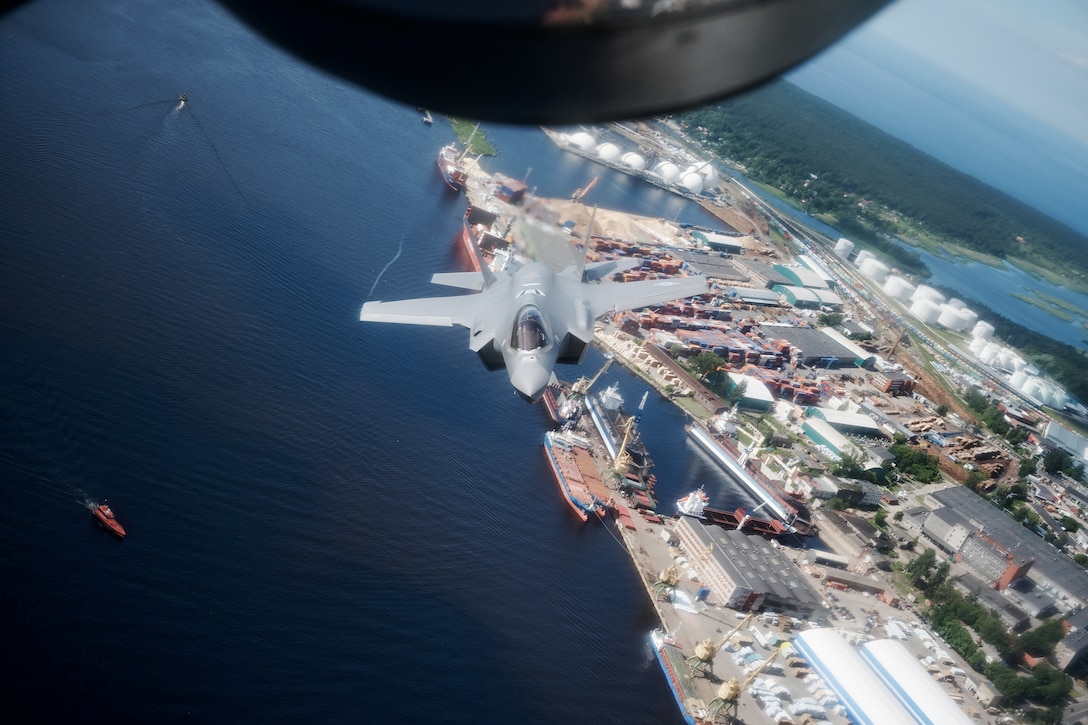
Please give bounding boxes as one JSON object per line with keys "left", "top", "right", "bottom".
{"left": 649, "top": 629, "right": 702, "bottom": 725}
{"left": 543, "top": 430, "right": 615, "bottom": 522}
{"left": 585, "top": 383, "right": 657, "bottom": 509}
{"left": 686, "top": 421, "right": 815, "bottom": 537}
{"left": 437, "top": 143, "right": 468, "bottom": 191}
{"left": 92, "top": 502, "right": 126, "bottom": 538}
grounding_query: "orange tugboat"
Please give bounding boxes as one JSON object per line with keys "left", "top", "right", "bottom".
{"left": 92, "top": 502, "right": 126, "bottom": 538}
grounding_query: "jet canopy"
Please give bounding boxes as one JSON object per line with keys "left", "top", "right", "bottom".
{"left": 511, "top": 305, "right": 551, "bottom": 352}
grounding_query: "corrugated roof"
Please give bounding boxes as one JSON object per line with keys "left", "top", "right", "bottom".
{"left": 860, "top": 639, "right": 973, "bottom": 725}
{"left": 794, "top": 630, "right": 915, "bottom": 725}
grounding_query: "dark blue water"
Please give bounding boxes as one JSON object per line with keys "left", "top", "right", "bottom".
{"left": 0, "top": 1, "right": 738, "bottom": 722}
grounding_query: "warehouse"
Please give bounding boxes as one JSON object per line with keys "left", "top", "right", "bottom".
{"left": 805, "top": 406, "right": 884, "bottom": 438}
{"left": 674, "top": 517, "right": 824, "bottom": 618}
{"left": 802, "top": 418, "right": 887, "bottom": 475}
{"left": 773, "top": 263, "right": 830, "bottom": 289}
{"left": 724, "top": 286, "right": 783, "bottom": 306}
{"left": 772, "top": 284, "right": 844, "bottom": 310}
{"left": 859, "top": 639, "right": 973, "bottom": 725}
{"left": 765, "top": 325, "right": 861, "bottom": 368}
{"left": 733, "top": 259, "right": 792, "bottom": 288}
{"left": 793, "top": 629, "right": 915, "bottom": 725}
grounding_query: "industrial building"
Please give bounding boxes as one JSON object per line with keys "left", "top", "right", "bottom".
{"left": 859, "top": 639, "right": 973, "bottom": 725}
{"left": 725, "top": 286, "right": 783, "bottom": 306}
{"left": 927, "top": 487, "right": 1088, "bottom": 611}
{"left": 922, "top": 507, "right": 1034, "bottom": 590}
{"left": 802, "top": 418, "right": 888, "bottom": 475}
{"left": 673, "top": 517, "right": 824, "bottom": 619}
{"left": 773, "top": 263, "right": 829, "bottom": 289}
{"left": 765, "top": 325, "right": 864, "bottom": 368}
{"left": 805, "top": 406, "right": 884, "bottom": 438}
{"left": 771, "top": 284, "right": 844, "bottom": 310}
{"left": 673, "top": 250, "right": 751, "bottom": 283}
{"left": 1043, "top": 420, "right": 1088, "bottom": 465}
{"left": 793, "top": 629, "right": 916, "bottom": 725}
{"left": 732, "top": 259, "right": 792, "bottom": 289}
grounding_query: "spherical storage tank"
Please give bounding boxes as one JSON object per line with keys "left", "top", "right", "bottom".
{"left": 654, "top": 161, "right": 680, "bottom": 183}
{"left": 834, "top": 238, "right": 855, "bottom": 258}
{"left": 620, "top": 152, "right": 646, "bottom": 170}
{"left": 568, "top": 131, "right": 596, "bottom": 152}
{"left": 597, "top": 142, "right": 621, "bottom": 162}
{"left": 699, "top": 164, "right": 719, "bottom": 187}
{"left": 971, "top": 320, "right": 995, "bottom": 340}
{"left": 909, "top": 298, "right": 941, "bottom": 325}
{"left": 680, "top": 172, "right": 704, "bottom": 194}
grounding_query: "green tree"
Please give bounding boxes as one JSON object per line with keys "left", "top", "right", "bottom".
{"left": 873, "top": 509, "right": 887, "bottom": 528}
{"left": 689, "top": 351, "right": 727, "bottom": 382}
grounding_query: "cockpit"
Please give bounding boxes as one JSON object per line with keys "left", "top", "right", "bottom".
{"left": 510, "top": 305, "right": 551, "bottom": 352}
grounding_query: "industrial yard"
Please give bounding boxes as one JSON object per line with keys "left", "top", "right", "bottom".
{"left": 444, "top": 130, "right": 1088, "bottom": 723}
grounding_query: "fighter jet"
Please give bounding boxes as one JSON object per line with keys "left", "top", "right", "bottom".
{"left": 360, "top": 214, "right": 707, "bottom": 401}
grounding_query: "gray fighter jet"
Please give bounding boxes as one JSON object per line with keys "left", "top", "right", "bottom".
{"left": 360, "top": 216, "right": 707, "bottom": 401}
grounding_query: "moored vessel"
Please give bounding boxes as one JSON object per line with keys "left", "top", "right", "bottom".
{"left": 686, "top": 421, "right": 815, "bottom": 536}
{"left": 649, "top": 629, "right": 701, "bottom": 725}
{"left": 543, "top": 430, "right": 613, "bottom": 522}
{"left": 92, "top": 502, "right": 126, "bottom": 538}
{"left": 436, "top": 143, "right": 467, "bottom": 191}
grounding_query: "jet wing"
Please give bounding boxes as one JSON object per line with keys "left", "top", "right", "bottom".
{"left": 360, "top": 293, "right": 483, "bottom": 328}
{"left": 579, "top": 275, "right": 708, "bottom": 318}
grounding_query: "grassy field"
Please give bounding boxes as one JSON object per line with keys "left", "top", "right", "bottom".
{"left": 450, "top": 118, "right": 496, "bottom": 156}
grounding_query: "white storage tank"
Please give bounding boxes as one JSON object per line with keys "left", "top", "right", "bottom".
{"left": 994, "top": 351, "right": 1015, "bottom": 371}
{"left": 979, "top": 342, "right": 1000, "bottom": 365}
{"left": 569, "top": 131, "right": 596, "bottom": 151}
{"left": 699, "top": 164, "right": 719, "bottom": 187}
{"left": 596, "top": 142, "right": 621, "bottom": 162}
{"left": 947, "top": 297, "right": 966, "bottom": 309}
{"left": 1022, "top": 377, "right": 1045, "bottom": 401}
{"left": 655, "top": 161, "right": 680, "bottom": 183}
{"left": 859, "top": 258, "right": 890, "bottom": 284}
{"left": 854, "top": 249, "right": 874, "bottom": 267}
{"left": 958, "top": 308, "right": 979, "bottom": 332}
{"left": 834, "top": 238, "right": 855, "bottom": 258}
{"left": 911, "top": 284, "right": 945, "bottom": 305}
{"left": 937, "top": 304, "right": 964, "bottom": 329}
{"left": 1009, "top": 355, "right": 1027, "bottom": 372}
{"left": 910, "top": 298, "right": 941, "bottom": 324}
{"left": 968, "top": 337, "right": 989, "bottom": 355}
{"left": 680, "top": 172, "right": 704, "bottom": 195}
{"left": 620, "top": 152, "right": 646, "bottom": 170}
{"left": 1010, "top": 369, "right": 1029, "bottom": 388}
{"left": 882, "top": 275, "right": 915, "bottom": 302}
{"left": 971, "top": 320, "right": 995, "bottom": 340}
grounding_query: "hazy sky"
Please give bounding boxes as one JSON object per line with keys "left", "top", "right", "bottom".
{"left": 786, "top": 0, "right": 1088, "bottom": 235}
{"left": 859, "top": 0, "right": 1088, "bottom": 147}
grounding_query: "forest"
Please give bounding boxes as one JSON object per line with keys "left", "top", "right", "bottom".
{"left": 680, "top": 81, "right": 1088, "bottom": 286}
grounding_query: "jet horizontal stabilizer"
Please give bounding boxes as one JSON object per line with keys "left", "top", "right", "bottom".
{"left": 581, "top": 259, "right": 643, "bottom": 282}
{"left": 431, "top": 271, "right": 486, "bottom": 291}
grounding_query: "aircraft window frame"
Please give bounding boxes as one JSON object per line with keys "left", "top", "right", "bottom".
{"left": 511, "top": 305, "right": 552, "bottom": 352}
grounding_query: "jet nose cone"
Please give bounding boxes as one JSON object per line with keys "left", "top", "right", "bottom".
{"left": 510, "top": 359, "right": 551, "bottom": 403}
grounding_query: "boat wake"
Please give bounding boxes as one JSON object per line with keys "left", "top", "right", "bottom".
{"left": 1, "top": 451, "right": 94, "bottom": 509}
{"left": 367, "top": 230, "right": 406, "bottom": 299}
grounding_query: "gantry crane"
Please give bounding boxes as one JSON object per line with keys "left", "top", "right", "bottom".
{"left": 685, "top": 612, "right": 755, "bottom": 680}
{"left": 558, "top": 355, "right": 612, "bottom": 420}
{"left": 707, "top": 644, "right": 783, "bottom": 723}
{"left": 652, "top": 543, "right": 713, "bottom": 601}
{"left": 572, "top": 175, "right": 598, "bottom": 202}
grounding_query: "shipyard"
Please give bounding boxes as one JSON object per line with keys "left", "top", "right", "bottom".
{"left": 415, "top": 125, "right": 1088, "bottom": 724}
